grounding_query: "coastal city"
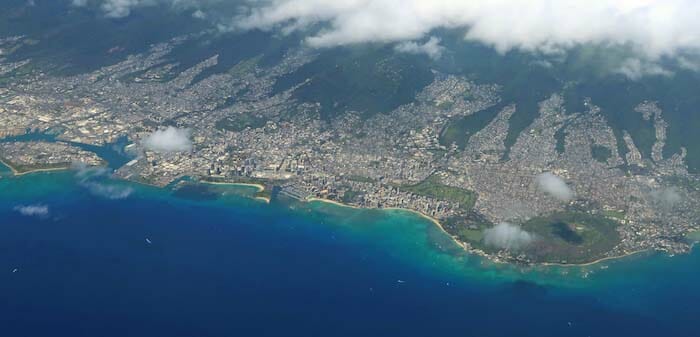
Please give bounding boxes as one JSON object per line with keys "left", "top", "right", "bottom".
{"left": 0, "top": 141, "right": 103, "bottom": 174}
{"left": 1, "top": 33, "right": 699, "bottom": 265}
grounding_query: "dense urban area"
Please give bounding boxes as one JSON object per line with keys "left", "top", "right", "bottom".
{"left": 1, "top": 34, "right": 699, "bottom": 265}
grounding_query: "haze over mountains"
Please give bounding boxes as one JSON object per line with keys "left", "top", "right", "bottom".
{"left": 14, "top": 0, "right": 696, "bottom": 170}
{"left": 75, "top": 1, "right": 700, "bottom": 65}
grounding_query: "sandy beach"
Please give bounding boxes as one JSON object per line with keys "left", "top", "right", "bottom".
{"left": 200, "top": 180, "right": 266, "bottom": 192}
{"left": 307, "top": 198, "right": 468, "bottom": 250}
{"left": 307, "top": 197, "right": 360, "bottom": 209}
{"left": 382, "top": 207, "right": 469, "bottom": 249}
{"left": 304, "top": 197, "right": 654, "bottom": 268}
{"left": 0, "top": 165, "right": 668, "bottom": 269}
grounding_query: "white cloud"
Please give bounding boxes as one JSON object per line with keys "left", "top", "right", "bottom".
{"left": 13, "top": 204, "right": 49, "bottom": 217}
{"left": 395, "top": 36, "right": 444, "bottom": 60}
{"left": 650, "top": 187, "right": 683, "bottom": 208}
{"left": 677, "top": 56, "right": 700, "bottom": 71}
{"left": 101, "top": 0, "right": 154, "bottom": 18}
{"left": 67, "top": 1, "right": 700, "bottom": 77}
{"left": 616, "top": 58, "right": 674, "bottom": 80}
{"left": 483, "top": 223, "right": 534, "bottom": 250}
{"left": 73, "top": 0, "right": 208, "bottom": 18}
{"left": 192, "top": 9, "right": 207, "bottom": 19}
{"left": 237, "top": 0, "right": 700, "bottom": 62}
{"left": 83, "top": 181, "right": 135, "bottom": 199}
{"left": 143, "top": 126, "right": 193, "bottom": 153}
{"left": 535, "top": 172, "right": 574, "bottom": 202}
{"left": 73, "top": 164, "right": 135, "bottom": 200}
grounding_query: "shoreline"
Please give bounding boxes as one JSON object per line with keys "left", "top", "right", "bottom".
{"left": 0, "top": 157, "right": 71, "bottom": 176}
{"left": 2, "top": 168, "right": 681, "bottom": 270}
{"left": 255, "top": 196, "right": 271, "bottom": 204}
{"left": 199, "top": 180, "right": 266, "bottom": 192}
{"left": 382, "top": 207, "right": 469, "bottom": 250}
{"left": 307, "top": 198, "right": 468, "bottom": 251}
{"left": 14, "top": 166, "right": 71, "bottom": 176}
{"left": 199, "top": 179, "right": 270, "bottom": 204}
{"left": 541, "top": 249, "right": 650, "bottom": 267}
{"left": 307, "top": 197, "right": 360, "bottom": 209}
{"left": 305, "top": 197, "right": 654, "bottom": 268}
{"left": 0, "top": 157, "right": 19, "bottom": 175}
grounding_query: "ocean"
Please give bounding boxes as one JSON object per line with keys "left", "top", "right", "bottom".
{"left": 1, "top": 171, "right": 699, "bottom": 337}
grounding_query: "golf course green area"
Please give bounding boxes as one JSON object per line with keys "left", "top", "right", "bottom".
{"left": 399, "top": 175, "right": 477, "bottom": 211}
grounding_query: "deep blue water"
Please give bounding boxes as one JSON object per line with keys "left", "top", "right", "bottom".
{"left": 1, "top": 173, "right": 699, "bottom": 337}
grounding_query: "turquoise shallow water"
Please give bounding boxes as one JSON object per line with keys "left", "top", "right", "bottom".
{"left": 0, "top": 161, "right": 10, "bottom": 174}
{"left": 1, "top": 171, "right": 699, "bottom": 337}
